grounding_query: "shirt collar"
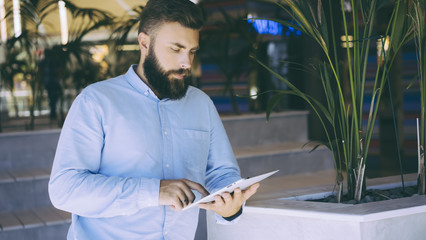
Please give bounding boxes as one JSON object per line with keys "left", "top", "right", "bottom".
{"left": 125, "top": 64, "right": 159, "bottom": 100}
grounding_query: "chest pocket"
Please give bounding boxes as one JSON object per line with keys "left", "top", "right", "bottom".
{"left": 177, "top": 129, "right": 210, "bottom": 177}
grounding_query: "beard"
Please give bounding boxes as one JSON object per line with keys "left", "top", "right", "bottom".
{"left": 143, "top": 46, "right": 191, "bottom": 100}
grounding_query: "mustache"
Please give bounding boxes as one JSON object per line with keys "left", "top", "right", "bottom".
{"left": 166, "top": 68, "right": 191, "bottom": 76}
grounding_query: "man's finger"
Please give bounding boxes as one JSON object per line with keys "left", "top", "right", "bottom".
{"left": 222, "top": 192, "right": 232, "bottom": 203}
{"left": 198, "top": 202, "right": 212, "bottom": 210}
{"left": 182, "top": 179, "right": 209, "bottom": 197}
{"left": 176, "top": 187, "right": 195, "bottom": 208}
{"left": 233, "top": 188, "right": 242, "bottom": 200}
{"left": 214, "top": 195, "right": 224, "bottom": 206}
{"left": 172, "top": 196, "right": 184, "bottom": 210}
{"left": 178, "top": 181, "right": 196, "bottom": 204}
{"left": 242, "top": 183, "right": 260, "bottom": 201}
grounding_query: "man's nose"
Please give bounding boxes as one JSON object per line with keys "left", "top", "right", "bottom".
{"left": 179, "top": 53, "right": 192, "bottom": 69}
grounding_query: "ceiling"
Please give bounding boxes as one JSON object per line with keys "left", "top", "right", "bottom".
{"left": 2, "top": 0, "right": 148, "bottom": 39}
{"left": 46, "top": 0, "right": 148, "bottom": 36}
{"left": 3, "top": 0, "right": 200, "bottom": 41}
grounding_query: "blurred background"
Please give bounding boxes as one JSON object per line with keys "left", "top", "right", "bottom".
{"left": 0, "top": 0, "right": 424, "bottom": 239}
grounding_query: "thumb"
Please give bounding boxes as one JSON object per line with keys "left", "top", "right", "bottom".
{"left": 243, "top": 183, "right": 260, "bottom": 200}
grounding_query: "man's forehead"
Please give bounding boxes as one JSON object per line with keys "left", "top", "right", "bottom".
{"left": 154, "top": 22, "right": 199, "bottom": 47}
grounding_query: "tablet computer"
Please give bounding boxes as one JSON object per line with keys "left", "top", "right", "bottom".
{"left": 183, "top": 169, "right": 279, "bottom": 211}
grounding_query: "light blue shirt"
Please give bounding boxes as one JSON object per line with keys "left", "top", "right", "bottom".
{"left": 48, "top": 65, "right": 241, "bottom": 240}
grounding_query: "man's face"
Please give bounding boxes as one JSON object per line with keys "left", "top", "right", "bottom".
{"left": 143, "top": 43, "right": 191, "bottom": 100}
{"left": 142, "top": 22, "right": 199, "bottom": 100}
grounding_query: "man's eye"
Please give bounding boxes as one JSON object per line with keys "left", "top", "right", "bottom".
{"left": 171, "top": 48, "right": 180, "bottom": 52}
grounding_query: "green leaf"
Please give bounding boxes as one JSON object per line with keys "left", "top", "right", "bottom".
{"left": 302, "top": 141, "right": 323, "bottom": 153}
{"left": 266, "top": 92, "right": 286, "bottom": 121}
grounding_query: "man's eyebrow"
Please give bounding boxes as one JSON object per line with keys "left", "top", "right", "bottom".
{"left": 171, "top": 42, "right": 199, "bottom": 51}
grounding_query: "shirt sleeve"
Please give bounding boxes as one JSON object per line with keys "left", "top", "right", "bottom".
{"left": 204, "top": 99, "right": 244, "bottom": 224}
{"left": 204, "top": 98, "right": 241, "bottom": 192}
{"left": 48, "top": 92, "right": 160, "bottom": 218}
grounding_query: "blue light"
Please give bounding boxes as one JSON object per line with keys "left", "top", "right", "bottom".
{"left": 248, "top": 19, "right": 301, "bottom": 36}
{"left": 249, "top": 19, "right": 283, "bottom": 35}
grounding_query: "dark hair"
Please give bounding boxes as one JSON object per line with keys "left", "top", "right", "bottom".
{"left": 138, "top": 0, "right": 204, "bottom": 37}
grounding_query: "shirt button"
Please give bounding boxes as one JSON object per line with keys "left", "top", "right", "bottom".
{"left": 164, "top": 131, "right": 168, "bottom": 135}
{"left": 144, "top": 91, "right": 149, "bottom": 96}
{"left": 165, "top": 164, "right": 170, "bottom": 168}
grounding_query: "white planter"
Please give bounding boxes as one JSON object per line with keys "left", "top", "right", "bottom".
{"left": 206, "top": 179, "right": 426, "bottom": 240}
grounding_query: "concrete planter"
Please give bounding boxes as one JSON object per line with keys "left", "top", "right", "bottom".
{"left": 206, "top": 176, "right": 426, "bottom": 240}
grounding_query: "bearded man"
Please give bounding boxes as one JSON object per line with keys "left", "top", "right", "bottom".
{"left": 49, "top": 0, "right": 259, "bottom": 239}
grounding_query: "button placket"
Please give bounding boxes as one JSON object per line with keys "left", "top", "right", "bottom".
{"left": 159, "top": 102, "right": 172, "bottom": 176}
{"left": 163, "top": 126, "right": 171, "bottom": 170}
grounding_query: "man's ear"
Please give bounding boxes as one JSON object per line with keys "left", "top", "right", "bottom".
{"left": 138, "top": 32, "right": 150, "bottom": 57}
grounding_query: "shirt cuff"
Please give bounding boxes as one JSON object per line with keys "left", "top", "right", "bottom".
{"left": 214, "top": 202, "right": 245, "bottom": 225}
{"left": 223, "top": 206, "right": 242, "bottom": 221}
{"left": 137, "top": 178, "right": 160, "bottom": 209}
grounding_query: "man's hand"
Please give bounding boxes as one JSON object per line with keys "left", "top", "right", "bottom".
{"left": 159, "top": 179, "right": 209, "bottom": 211}
{"left": 198, "top": 183, "right": 260, "bottom": 218}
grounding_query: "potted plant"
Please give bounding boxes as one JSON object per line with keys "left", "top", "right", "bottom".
{"left": 252, "top": 0, "right": 425, "bottom": 202}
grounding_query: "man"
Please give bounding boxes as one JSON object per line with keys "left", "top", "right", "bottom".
{"left": 49, "top": 0, "right": 259, "bottom": 239}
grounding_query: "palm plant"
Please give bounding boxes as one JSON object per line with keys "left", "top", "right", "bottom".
{"left": 3, "top": 0, "right": 114, "bottom": 127}
{"left": 109, "top": 5, "right": 144, "bottom": 76}
{"left": 3, "top": 0, "right": 59, "bottom": 129}
{"left": 110, "top": 6, "right": 143, "bottom": 50}
{"left": 45, "top": 0, "right": 114, "bottom": 125}
{"left": 0, "top": 40, "right": 26, "bottom": 119}
{"left": 254, "top": 0, "right": 417, "bottom": 201}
